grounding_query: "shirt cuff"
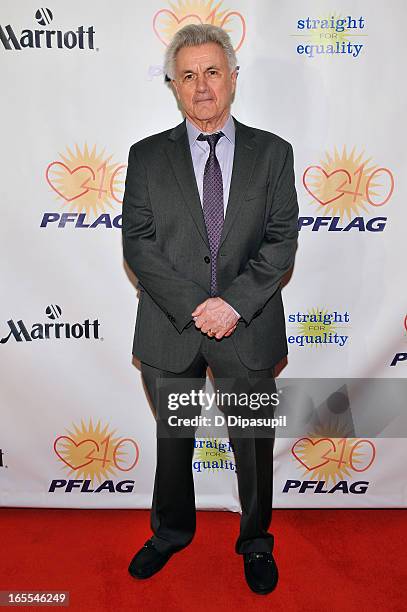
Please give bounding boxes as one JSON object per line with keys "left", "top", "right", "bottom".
{"left": 224, "top": 300, "right": 241, "bottom": 319}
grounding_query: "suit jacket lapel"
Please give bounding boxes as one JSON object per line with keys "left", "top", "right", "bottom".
{"left": 220, "top": 116, "right": 257, "bottom": 249}
{"left": 165, "top": 120, "right": 210, "bottom": 248}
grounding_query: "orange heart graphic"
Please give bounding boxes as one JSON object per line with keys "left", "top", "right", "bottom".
{"left": 291, "top": 437, "right": 337, "bottom": 471}
{"left": 303, "top": 166, "right": 352, "bottom": 206}
{"left": 46, "top": 162, "right": 95, "bottom": 202}
{"left": 153, "top": 9, "right": 245, "bottom": 52}
{"left": 54, "top": 436, "right": 99, "bottom": 470}
{"left": 219, "top": 12, "right": 246, "bottom": 52}
{"left": 153, "top": 10, "right": 203, "bottom": 46}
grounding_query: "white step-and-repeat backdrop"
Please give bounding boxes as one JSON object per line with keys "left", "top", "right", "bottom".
{"left": 1, "top": 0, "right": 406, "bottom": 509}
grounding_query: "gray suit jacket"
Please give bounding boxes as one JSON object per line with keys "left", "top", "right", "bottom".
{"left": 122, "top": 116, "right": 299, "bottom": 373}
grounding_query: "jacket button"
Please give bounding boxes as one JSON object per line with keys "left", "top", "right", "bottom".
{"left": 204, "top": 256, "right": 210, "bottom": 263}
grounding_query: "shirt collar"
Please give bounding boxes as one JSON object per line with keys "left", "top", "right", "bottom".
{"left": 186, "top": 114, "right": 235, "bottom": 149}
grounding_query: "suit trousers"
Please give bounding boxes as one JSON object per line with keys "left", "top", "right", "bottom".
{"left": 140, "top": 331, "right": 276, "bottom": 555}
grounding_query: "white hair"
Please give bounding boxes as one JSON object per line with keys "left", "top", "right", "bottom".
{"left": 164, "top": 24, "right": 237, "bottom": 80}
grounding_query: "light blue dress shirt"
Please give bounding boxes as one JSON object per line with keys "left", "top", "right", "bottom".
{"left": 185, "top": 114, "right": 240, "bottom": 320}
{"left": 186, "top": 114, "right": 235, "bottom": 212}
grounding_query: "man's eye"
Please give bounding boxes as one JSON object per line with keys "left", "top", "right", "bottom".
{"left": 208, "top": 70, "right": 218, "bottom": 76}
{"left": 184, "top": 74, "right": 194, "bottom": 81}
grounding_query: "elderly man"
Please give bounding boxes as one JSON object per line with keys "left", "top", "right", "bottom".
{"left": 122, "top": 24, "right": 298, "bottom": 594}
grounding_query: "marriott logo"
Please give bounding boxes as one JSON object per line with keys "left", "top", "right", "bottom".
{"left": 0, "top": 9, "right": 96, "bottom": 51}
{"left": 0, "top": 304, "right": 101, "bottom": 344}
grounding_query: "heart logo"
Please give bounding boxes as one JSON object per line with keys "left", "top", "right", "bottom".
{"left": 153, "top": 10, "right": 203, "bottom": 47}
{"left": 291, "top": 437, "right": 337, "bottom": 471}
{"left": 303, "top": 166, "right": 352, "bottom": 206}
{"left": 153, "top": 9, "right": 245, "bottom": 52}
{"left": 54, "top": 436, "right": 100, "bottom": 470}
{"left": 46, "top": 162, "right": 95, "bottom": 202}
{"left": 219, "top": 11, "right": 246, "bottom": 52}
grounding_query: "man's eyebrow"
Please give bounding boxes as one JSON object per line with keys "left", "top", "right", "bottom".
{"left": 181, "top": 65, "right": 221, "bottom": 74}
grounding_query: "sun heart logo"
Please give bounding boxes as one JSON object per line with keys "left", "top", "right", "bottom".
{"left": 300, "top": 146, "right": 395, "bottom": 232}
{"left": 41, "top": 144, "right": 126, "bottom": 229}
{"left": 153, "top": 0, "right": 246, "bottom": 51}
{"left": 283, "top": 435, "right": 376, "bottom": 495}
{"left": 50, "top": 418, "right": 140, "bottom": 494}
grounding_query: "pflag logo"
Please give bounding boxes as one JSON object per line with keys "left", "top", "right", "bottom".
{"left": 41, "top": 144, "right": 126, "bottom": 229}
{"left": 153, "top": 0, "right": 246, "bottom": 51}
{"left": 50, "top": 418, "right": 140, "bottom": 493}
{"left": 300, "top": 147, "right": 394, "bottom": 232}
{"left": 284, "top": 436, "right": 376, "bottom": 494}
{"left": 193, "top": 437, "right": 236, "bottom": 473}
{"left": 287, "top": 307, "right": 350, "bottom": 348}
{"left": 292, "top": 12, "right": 366, "bottom": 59}
{"left": 0, "top": 9, "right": 96, "bottom": 51}
{"left": 282, "top": 385, "right": 376, "bottom": 495}
{"left": 390, "top": 315, "right": 407, "bottom": 367}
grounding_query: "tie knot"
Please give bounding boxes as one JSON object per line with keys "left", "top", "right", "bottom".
{"left": 197, "top": 131, "right": 224, "bottom": 150}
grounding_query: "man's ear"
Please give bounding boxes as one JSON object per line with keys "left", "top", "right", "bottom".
{"left": 172, "top": 80, "right": 180, "bottom": 100}
{"left": 230, "top": 68, "right": 238, "bottom": 94}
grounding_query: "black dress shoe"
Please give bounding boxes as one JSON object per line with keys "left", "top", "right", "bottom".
{"left": 243, "top": 552, "right": 278, "bottom": 594}
{"left": 128, "top": 539, "right": 174, "bottom": 579}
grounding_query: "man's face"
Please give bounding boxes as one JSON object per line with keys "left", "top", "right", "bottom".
{"left": 171, "top": 42, "right": 237, "bottom": 125}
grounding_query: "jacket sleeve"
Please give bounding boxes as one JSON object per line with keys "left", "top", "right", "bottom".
{"left": 122, "top": 143, "right": 209, "bottom": 333}
{"left": 219, "top": 142, "right": 299, "bottom": 326}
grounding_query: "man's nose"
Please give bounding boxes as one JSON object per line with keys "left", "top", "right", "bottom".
{"left": 196, "top": 73, "right": 208, "bottom": 91}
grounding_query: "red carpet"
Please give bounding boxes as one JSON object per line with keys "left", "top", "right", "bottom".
{"left": 0, "top": 508, "right": 406, "bottom": 611}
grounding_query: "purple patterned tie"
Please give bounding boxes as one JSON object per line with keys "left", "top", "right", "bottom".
{"left": 197, "top": 131, "right": 224, "bottom": 296}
